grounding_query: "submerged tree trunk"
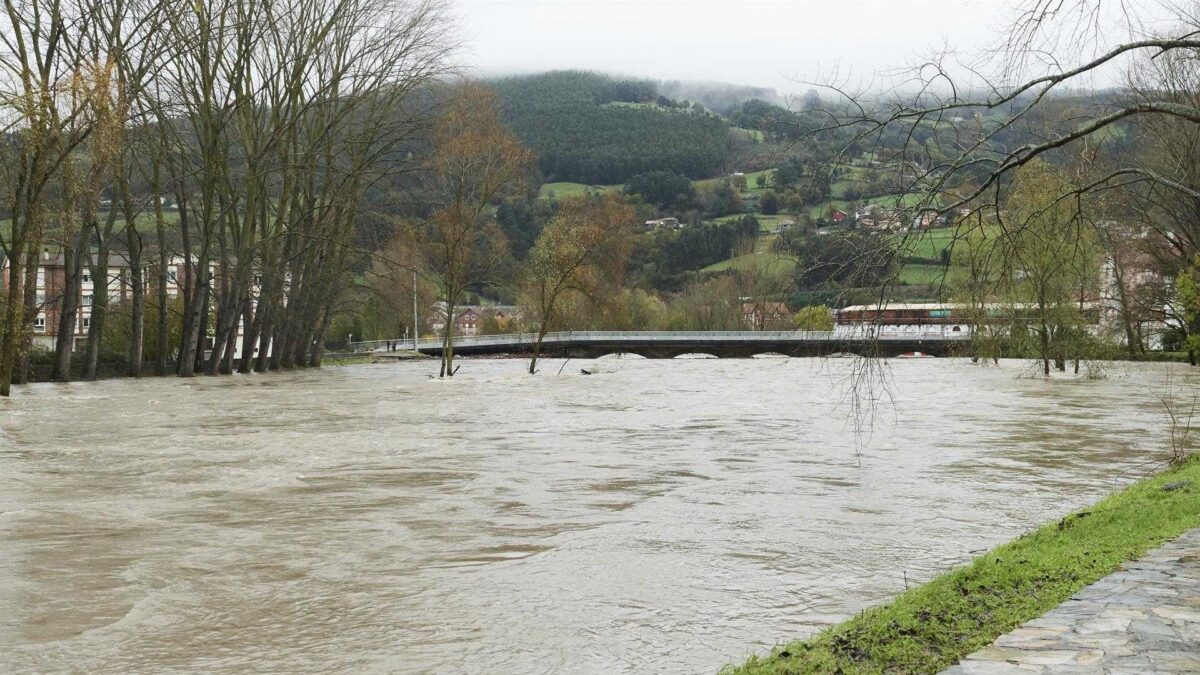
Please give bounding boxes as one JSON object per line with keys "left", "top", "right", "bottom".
{"left": 309, "top": 308, "right": 333, "bottom": 367}
{"left": 220, "top": 304, "right": 238, "bottom": 374}
{"left": 237, "top": 302, "right": 258, "bottom": 374}
{"left": 0, "top": 238, "right": 24, "bottom": 396}
{"left": 18, "top": 233, "right": 43, "bottom": 385}
{"left": 1039, "top": 321, "right": 1051, "bottom": 376}
{"left": 84, "top": 207, "right": 119, "bottom": 381}
{"left": 440, "top": 300, "right": 457, "bottom": 377}
{"left": 129, "top": 243, "right": 145, "bottom": 378}
{"left": 528, "top": 337, "right": 544, "bottom": 375}
{"left": 52, "top": 229, "right": 89, "bottom": 381}
{"left": 194, "top": 287, "right": 211, "bottom": 374}
{"left": 153, "top": 163, "right": 171, "bottom": 376}
{"left": 122, "top": 185, "right": 145, "bottom": 378}
{"left": 528, "top": 309, "right": 555, "bottom": 375}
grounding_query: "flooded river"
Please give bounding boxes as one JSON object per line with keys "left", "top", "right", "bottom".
{"left": 0, "top": 358, "right": 1191, "bottom": 673}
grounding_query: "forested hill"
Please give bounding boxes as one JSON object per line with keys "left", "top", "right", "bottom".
{"left": 488, "top": 71, "right": 738, "bottom": 184}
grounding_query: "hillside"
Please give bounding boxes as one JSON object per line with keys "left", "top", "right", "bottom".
{"left": 492, "top": 73, "right": 1143, "bottom": 308}
{"left": 489, "top": 71, "right": 738, "bottom": 184}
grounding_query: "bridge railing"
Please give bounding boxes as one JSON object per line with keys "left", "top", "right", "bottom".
{"left": 346, "top": 339, "right": 414, "bottom": 352}
{"left": 383, "top": 328, "right": 970, "bottom": 352}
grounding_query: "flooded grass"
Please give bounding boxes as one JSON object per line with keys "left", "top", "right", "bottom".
{"left": 726, "top": 457, "right": 1200, "bottom": 675}
{"left": 320, "top": 353, "right": 375, "bottom": 366}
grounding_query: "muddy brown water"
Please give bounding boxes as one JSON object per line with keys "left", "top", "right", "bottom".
{"left": 0, "top": 358, "right": 1191, "bottom": 673}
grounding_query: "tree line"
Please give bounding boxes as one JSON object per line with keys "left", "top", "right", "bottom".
{"left": 0, "top": 0, "right": 454, "bottom": 394}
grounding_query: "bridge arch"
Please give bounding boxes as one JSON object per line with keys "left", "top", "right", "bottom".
{"left": 673, "top": 352, "right": 720, "bottom": 360}
{"left": 590, "top": 351, "right": 650, "bottom": 360}
{"left": 822, "top": 350, "right": 865, "bottom": 359}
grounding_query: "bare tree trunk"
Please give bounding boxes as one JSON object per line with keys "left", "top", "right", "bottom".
{"left": 119, "top": 178, "right": 145, "bottom": 377}
{"left": 176, "top": 198, "right": 204, "bottom": 377}
{"left": 441, "top": 298, "right": 457, "bottom": 377}
{"left": 1040, "top": 327, "right": 1051, "bottom": 377}
{"left": 129, "top": 250, "right": 144, "bottom": 377}
{"left": 529, "top": 336, "right": 544, "bottom": 375}
{"left": 153, "top": 170, "right": 170, "bottom": 376}
{"left": 309, "top": 308, "right": 333, "bottom": 367}
{"left": 220, "top": 303, "right": 238, "bottom": 374}
{"left": 18, "top": 233, "right": 42, "bottom": 385}
{"left": 204, "top": 277, "right": 232, "bottom": 374}
{"left": 255, "top": 306, "right": 275, "bottom": 373}
{"left": 193, "top": 286, "right": 210, "bottom": 374}
{"left": 84, "top": 207, "right": 119, "bottom": 380}
{"left": 0, "top": 239, "right": 23, "bottom": 396}
{"left": 529, "top": 307, "right": 554, "bottom": 375}
{"left": 237, "top": 301, "right": 258, "bottom": 373}
{"left": 52, "top": 229, "right": 88, "bottom": 380}
{"left": 269, "top": 320, "right": 285, "bottom": 370}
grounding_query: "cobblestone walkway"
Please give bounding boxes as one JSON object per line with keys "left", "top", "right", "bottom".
{"left": 943, "top": 528, "right": 1200, "bottom": 674}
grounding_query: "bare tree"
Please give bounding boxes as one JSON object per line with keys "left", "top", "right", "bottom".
{"left": 521, "top": 193, "right": 635, "bottom": 374}
{"left": 414, "top": 82, "right": 531, "bottom": 377}
{"left": 0, "top": 0, "right": 106, "bottom": 394}
{"left": 0, "top": 0, "right": 453, "bottom": 392}
{"left": 781, "top": 1, "right": 1200, "bottom": 372}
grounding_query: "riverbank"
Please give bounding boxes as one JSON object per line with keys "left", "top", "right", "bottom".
{"left": 725, "top": 457, "right": 1200, "bottom": 675}
{"left": 944, "top": 526, "right": 1200, "bottom": 673}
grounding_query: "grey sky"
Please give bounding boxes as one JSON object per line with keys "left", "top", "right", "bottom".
{"left": 456, "top": 0, "right": 1019, "bottom": 94}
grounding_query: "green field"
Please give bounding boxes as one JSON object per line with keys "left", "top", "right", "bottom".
{"left": 795, "top": 188, "right": 945, "bottom": 223}
{"left": 600, "top": 101, "right": 673, "bottom": 113}
{"left": 829, "top": 180, "right": 864, "bottom": 199}
{"left": 828, "top": 165, "right": 869, "bottom": 199}
{"left": 693, "top": 169, "right": 773, "bottom": 192}
{"left": 702, "top": 234, "right": 798, "bottom": 276}
{"left": 702, "top": 251, "right": 797, "bottom": 276}
{"left": 712, "top": 212, "right": 796, "bottom": 232}
{"left": 731, "top": 127, "right": 765, "bottom": 143}
{"left": 897, "top": 263, "right": 949, "bottom": 286}
{"left": 897, "top": 223, "right": 1001, "bottom": 260}
{"left": 867, "top": 192, "right": 940, "bottom": 209}
{"left": 536, "top": 182, "right": 621, "bottom": 200}
{"left": 898, "top": 227, "right": 957, "bottom": 259}
{"left": 739, "top": 169, "right": 774, "bottom": 191}
{"left": 538, "top": 169, "right": 772, "bottom": 203}
{"left": 723, "top": 255, "right": 795, "bottom": 277}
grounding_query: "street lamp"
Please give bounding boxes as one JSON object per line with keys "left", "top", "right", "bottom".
{"left": 412, "top": 268, "right": 419, "bottom": 351}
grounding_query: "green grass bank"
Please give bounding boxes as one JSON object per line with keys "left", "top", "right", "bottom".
{"left": 725, "top": 457, "right": 1200, "bottom": 675}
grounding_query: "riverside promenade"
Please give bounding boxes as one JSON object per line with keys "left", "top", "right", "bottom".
{"left": 943, "top": 528, "right": 1200, "bottom": 674}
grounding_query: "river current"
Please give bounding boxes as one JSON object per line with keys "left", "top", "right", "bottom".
{"left": 0, "top": 357, "right": 1191, "bottom": 673}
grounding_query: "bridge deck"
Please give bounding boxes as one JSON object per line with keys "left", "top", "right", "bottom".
{"left": 368, "top": 330, "right": 970, "bottom": 358}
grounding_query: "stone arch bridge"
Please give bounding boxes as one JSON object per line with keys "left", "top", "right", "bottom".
{"left": 396, "top": 330, "right": 969, "bottom": 359}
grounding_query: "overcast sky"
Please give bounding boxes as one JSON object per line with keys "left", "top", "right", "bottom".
{"left": 456, "top": 0, "right": 1026, "bottom": 94}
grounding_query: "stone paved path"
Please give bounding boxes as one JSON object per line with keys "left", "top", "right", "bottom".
{"left": 942, "top": 528, "right": 1200, "bottom": 674}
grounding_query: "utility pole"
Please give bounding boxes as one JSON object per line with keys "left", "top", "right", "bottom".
{"left": 412, "top": 268, "right": 419, "bottom": 351}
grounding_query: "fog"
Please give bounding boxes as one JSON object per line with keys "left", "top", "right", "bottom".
{"left": 457, "top": 0, "right": 1019, "bottom": 95}
{"left": 457, "top": 0, "right": 1183, "bottom": 96}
